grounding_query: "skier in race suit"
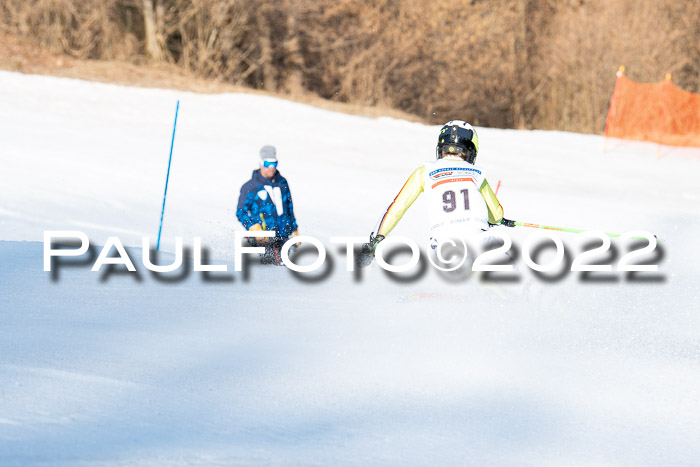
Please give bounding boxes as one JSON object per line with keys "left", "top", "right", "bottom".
{"left": 236, "top": 145, "right": 299, "bottom": 263}
{"left": 360, "top": 120, "right": 504, "bottom": 267}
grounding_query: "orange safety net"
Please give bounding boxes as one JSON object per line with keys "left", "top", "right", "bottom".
{"left": 605, "top": 69, "right": 700, "bottom": 148}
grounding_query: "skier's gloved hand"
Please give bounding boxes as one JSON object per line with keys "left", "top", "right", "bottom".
{"left": 357, "top": 233, "right": 385, "bottom": 268}
{"left": 369, "top": 233, "right": 385, "bottom": 253}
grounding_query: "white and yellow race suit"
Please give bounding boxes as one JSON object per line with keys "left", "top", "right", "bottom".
{"left": 376, "top": 155, "right": 503, "bottom": 245}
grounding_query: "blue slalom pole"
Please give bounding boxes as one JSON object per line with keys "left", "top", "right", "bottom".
{"left": 157, "top": 100, "right": 179, "bottom": 251}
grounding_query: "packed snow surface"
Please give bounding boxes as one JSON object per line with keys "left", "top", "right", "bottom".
{"left": 1, "top": 70, "right": 700, "bottom": 465}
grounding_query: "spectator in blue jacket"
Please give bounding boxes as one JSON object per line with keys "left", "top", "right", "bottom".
{"left": 236, "top": 145, "right": 299, "bottom": 247}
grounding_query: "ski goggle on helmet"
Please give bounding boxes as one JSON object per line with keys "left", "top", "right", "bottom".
{"left": 262, "top": 160, "right": 278, "bottom": 168}
{"left": 436, "top": 120, "right": 479, "bottom": 164}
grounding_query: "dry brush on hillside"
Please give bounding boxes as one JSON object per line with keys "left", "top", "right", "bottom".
{"left": 1, "top": 0, "right": 698, "bottom": 133}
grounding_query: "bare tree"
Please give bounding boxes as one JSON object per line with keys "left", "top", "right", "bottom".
{"left": 141, "top": 0, "right": 163, "bottom": 61}
{"left": 255, "top": 4, "right": 277, "bottom": 92}
{"left": 283, "top": 4, "right": 305, "bottom": 95}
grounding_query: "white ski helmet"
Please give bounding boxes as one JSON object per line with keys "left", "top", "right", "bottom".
{"left": 436, "top": 120, "right": 479, "bottom": 164}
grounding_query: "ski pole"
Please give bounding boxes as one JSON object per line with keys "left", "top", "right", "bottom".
{"left": 500, "top": 218, "right": 659, "bottom": 241}
{"left": 156, "top": 100, "right": 180, "bottom": 251}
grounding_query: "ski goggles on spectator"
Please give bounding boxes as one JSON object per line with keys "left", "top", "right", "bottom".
{"left": 262, "top": 160, "right": 278, "bottom": 168}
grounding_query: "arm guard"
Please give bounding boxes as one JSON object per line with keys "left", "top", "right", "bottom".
{"left": 479, "top": 179, "right": 504, "bottom": 225}
{"left": 376, "top": 165, "right": 426, "bottom": 237}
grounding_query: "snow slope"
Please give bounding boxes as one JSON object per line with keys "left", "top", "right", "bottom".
{"left": 1, "top": 70, "right": 700, "bottom": 465}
